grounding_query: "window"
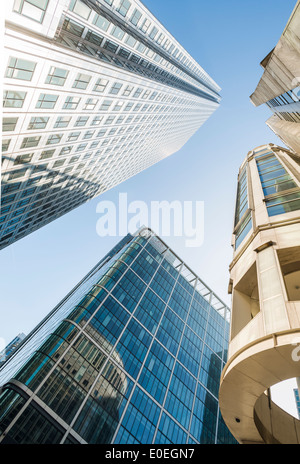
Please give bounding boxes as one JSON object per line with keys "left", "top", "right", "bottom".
{"left": 83, "top": 131, "right": 95, "bottom": 139}
{"left": 62, "top": 18, "right": 84, "bottom": 36}
{"left": 109, "top": 82, "right": 123, "bottom": 95}
{"left": 46, "top": 134, "right": 62, "bottom": 145}
{"left": 14, "top": 153, "right": 33, "bottom": 165}
{"left": 93, "top": 78, "right": 108, "bottom": 93}
{"left": 13, "top": 0, "right": 49, "bottom": 23}
{"left": 85, "top": 30, "right": 104, "bottom": 46}
{"left": 3, "top": 117, "right": 18, "bottom": 132}
{"left": 100, "top": 100, "right": 113, "bottom": 111}
{"left": 36, "top": 93, "right": 58, "bottom": 109}
{"left": 63, "top": 96, "right": 80, "bottom": 109}
{"left": 93, "top": 13, "right": 110, "bottom": 31}
{"left": 133, "top": 88, "right": 142, "bottom": 98}
{"left": 75, "top": 116, "right": 89, "bottom": 127}
{"left": 149, "top": 26, "right": 158, "bottom": 40}
{"left": 3, "top": 90, "right": 26, "bottom": 108}
{"left": 67, "top": 132, "right": 80, "bottom": 142}
{"left": 91, "top": 116, "right": 103, "bottom": 126}
{"left": 111, "top": 26, "right": 125, "bottom": 40}
{"left": 45, "top": 67, "right": 68, "bottom": 86}
{"left": 130, "top": 8, "right": 141, "bottom": 26}
{"left": 122, "top": 85, "right": 133, "bottom": 97}
{"left": 72, "top": 73, "right": 91, "bottom": 90}
{"left": 69, "top": 0, "right": 91, "bottom": 19}
{"left": 20, "top": 136, "right": 41, "bottom": 149}
{"left": 5, "top": 56, "right": 36, "bottom": 81}
{"left": 118, "top": 0, "right": 131, "bottom": 17}
{"left": 40, "top": 149, "right": 55, "bottom": 160}
{"left": 84, "top": 98, "right": 98, "bottom": 110}
{"left": 9, "top": 168, "right": 28, "bottom": 180}
{"left": 140, "top": 18, "right": 151, "bottom": 33}
{"left": 28, "top": 117, "right": 49, "bottom": 130}
{"left": 54, "top": 116, "right": 71, "bottom": 128}
{"left": 60, "top": 146, "right": 72, "bottom": 155}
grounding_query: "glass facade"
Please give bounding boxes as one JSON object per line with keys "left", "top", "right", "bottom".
{"left": 256, "top": 151, "right": 300, "bottom": 217}
{"left": 2, "top": 0, "right": 221, "bottom": 251}
{"left": 234, "top": 165, "right": 252, "bottom": 250}
{"left": 0, "top": 229, "right": 235, "bottom": 444}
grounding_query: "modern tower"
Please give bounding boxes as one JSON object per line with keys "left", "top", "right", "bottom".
{"left": 250, "top": 1, "right": 300, "bottom": 156}
{"left": 1, "top": 0, "right": 221, "bottom": 250}
{"left": 219, "top": 144, "right": 300, "bottom": 444}
{"left": 0, "top": 228, "right": 236, "bottom": 444}
{"left": 0, "top": 334, "right": 26, "bottom": 367}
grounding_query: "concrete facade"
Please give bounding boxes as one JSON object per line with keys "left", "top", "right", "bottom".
{"left": 250, "top": 1, "right": 300, "bottom": 156}
{"left": 219, "top": 144, "right": 300, "bottom": 444}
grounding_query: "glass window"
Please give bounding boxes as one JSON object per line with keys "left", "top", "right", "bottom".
{"left": 20, "top": 136, "right": 41, "bottom": 149}
{"left": 13, "top": 0, "right": 49, "bottom": 23}
{"left": 69, "top": 0, "right": 91, "bottom": 19}
{"left": 118, "top": 0, "right": 131, "bottom": 17}
{"left": 54, "top": 116, "right": 71, "bottom": 128}
{"left": 140, "top": 18, "right": 151, "bottom": 33}
{"left": 5, "top": 56, "right": 36, "bottom": 81}
{"left": 109, "top": 82, "right": 123, "bottom": 95}
{"left": 62, "top": 17, "right": 84, "bottom": 36}
{"left": 93, "top": 78, "right": 108, "bottom": 93}
{"left": 39, "top": 149, "right": 55, "bottom": 160}
{"left": 3, "top": 90, "right": 26, "bottom": 108}
{"left": 27, "top": 116, "right": 49, "bottom": 130}
{"left": 72, "top": 73, "right": 91, "bottom": 90}
{"left": 63, "top": 96, "right": 81, "bottom": 109}
{"left": 14, "top": 153, "right": 33, "bottom": 165}
{"left": 45, "top": 67, "right": 68, "bottom": 86}
{"left": 36, "top": 93, "right": 58, "bottom": 109}
{"left": 75, "top": 116, "right": 89, "bottom": 127}
{"left": 111, "top": 26, "right": 125, "bottom": 40}
{"left": 84, "top": 98, "right": 98, "bottom": 110}
{"left": 93, "top": 13, "right": 110, "bottom": 32}
{"left": 130, "top": 8, "right": 141, "bottom": 26}
{"left": 100, "top": 100, "right": 112, "bottom": 111}
{"left": 46, "top": 134, "right": 62, "bottom": 145}
{"left": 3, "top": 117, "right": 18, "bottom": 132}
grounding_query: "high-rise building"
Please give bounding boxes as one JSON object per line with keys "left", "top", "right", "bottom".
{"left": 0, "top": 334, "right": 26, "bottom": 366}
{"left": 219, "top": 144, "right": 300, "bottom": 444}
{"left": 250, "top": 1, "right": 300, "bottom": 155}
{"left": 0, "top": 228, "right": 236, "bottom": 444}
{"left": 1, "top": 0, "right": 221, "bottom": 250}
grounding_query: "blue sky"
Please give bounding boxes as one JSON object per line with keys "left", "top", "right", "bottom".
{"left": 0, "top": 0, "right": 297, "bottom": 387}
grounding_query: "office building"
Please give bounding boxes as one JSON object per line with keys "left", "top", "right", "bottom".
{"left": 0, "top": 228, "right": 235, "bottom": 444}
{"left": 0, "top": 334, "right": 26, "bottom": 366}
{"left": 1, "top": 0, "right": 221, "bottom": 250}
{"left": 250, "top": 1, "right": 300, "bottom": 155}
{"left": 219, "top": 144, "right": 300, "bottom": 444}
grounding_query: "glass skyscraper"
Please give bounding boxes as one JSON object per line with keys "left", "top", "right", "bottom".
{"left": 0, "top": 228, "right": 235, "bottom": 444}
{"left": 1, "top": 0, "right": 221, "bottom": 250}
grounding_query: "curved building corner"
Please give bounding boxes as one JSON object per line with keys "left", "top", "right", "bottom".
{"left": 219, "top": 144, "right": 300, "bottom": 444}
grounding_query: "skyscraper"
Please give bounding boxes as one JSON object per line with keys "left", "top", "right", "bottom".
{"left": 0, "top": 228, "right": 235, "bottom": 444}
{"left": 1, "top": 0, "right": 221, "bottom": 250}
{"left": 219, "top": 144, "right": 300, "bottom": 444}
{"left": 250, "top": 0, "right": 300, "bottom": 155}
{"left": 0, "top": 334, "right": 26, "bottom": 366}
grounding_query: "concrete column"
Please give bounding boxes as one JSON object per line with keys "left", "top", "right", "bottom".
{"left": 256, "top": 245, "right": 290, "bottom": 334}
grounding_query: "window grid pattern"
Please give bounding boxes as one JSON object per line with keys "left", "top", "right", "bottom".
{"left": 0, "top": 232, "right": 235, "bottom": 444}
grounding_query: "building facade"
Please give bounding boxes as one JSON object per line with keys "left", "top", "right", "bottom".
{"left": 0, "top": 334, "right": 26, "bottom": 367}
{"left": 219, "top": 144, "right": 300, "bottom": 444}
{"left": 250, "top": 1, "right": 300, "bottom": 155}
{"left": 1, "top": 0, "right": 221, "bottom": 250}
{"left": 0, "top": 228, "right": 235, "bottom": 444}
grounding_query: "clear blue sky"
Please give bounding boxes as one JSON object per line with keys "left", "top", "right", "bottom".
{"left": 0, "top": 0, "right": 296, "bottom": 347}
